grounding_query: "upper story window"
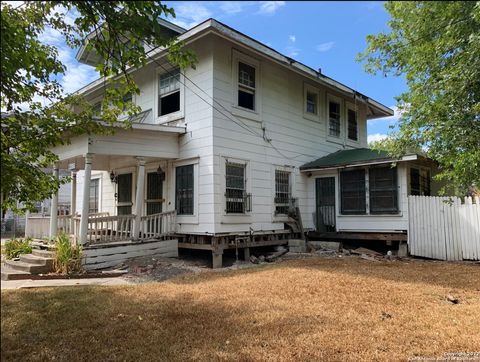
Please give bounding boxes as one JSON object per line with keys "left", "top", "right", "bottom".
{"left": 238, "top": 62, "right": 256, "bottom": 110}
{"left": 225, "top": 161, "right": 251, "bottom": 213}
{"left": 306, "top": 91, "right": 317, "bottom": 114}
{"left": 93, "top": 102, "right": 101, "bottom": 117}
{"left": 275, "top": 170, "right": 291, "bottom": 215}
{"left": 347, "top": 109, "right": 358, "bottom": 141}
{"left": 176, "top": 164, "right": 194, "bottom": 215}
{"left": 329, "top": 101, "right": 341, "bottom": 137}
{"left": 158, "top": 69, "right": 180, "bottom": 117}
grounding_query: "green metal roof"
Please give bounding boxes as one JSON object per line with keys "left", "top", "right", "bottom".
{"left": 300, "top": 148, "right": 394, "bottom": 170}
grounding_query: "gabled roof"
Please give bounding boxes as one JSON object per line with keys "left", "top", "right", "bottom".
{"left": 300, "top": 148, "right": 420, "bottom": 171}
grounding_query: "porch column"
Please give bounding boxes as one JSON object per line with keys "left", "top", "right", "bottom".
{"left": 70, "top": 171, "right": 77, "bottom": 232}
{"left": 79, "top": 154, "right": 93, "bottom": 245}
{"left": 132, "top": 157, "right": 146, "bottom": 240}
{"left": 48, "top": 165, "right": 59, "bottom": 240}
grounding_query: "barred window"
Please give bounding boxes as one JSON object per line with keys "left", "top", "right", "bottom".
{"left": 306, "top": 91, "right": 317, "bottom": 114}
{"left": 89, "top": 178, "right": 99, "bottom": 213}
{"left": 226, "top": 162, "right": 250, "bottom": 213}
{"left": 369, "top": 166, "right": 398, "bottom": 214}
{"left": 329, "top": 101, "right": 341, "bottom": 137}
{"left": 275, "top": 170, "right": 291, "bottom": 215}
{"left": 340, "top": 169, "right": 366, "bottom": 214}
{"left": 238, "top": 62, "right": 255, "bottom": 110}
{"left": 158, "top": 69, "right": 180, "bottom": 116}
{"left": 175, "top": 165, "right": 194, "bottom": 215}
{"left": 347, "top": 109, "right": 358, "bottom": 141}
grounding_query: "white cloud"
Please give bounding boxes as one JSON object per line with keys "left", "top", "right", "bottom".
{"left": 368, "top": 133, "right": 389, "bottom": 143}
{"left": 172, "top": 3, "right": 212, "bottom": 29}
{"left": 316, "top": 41, "right": 335, "bottom": 52}
{"left": 257, "top": 1, "right": 285, "bottom": 15}
{"left": 219, "top": 1, "right": 248, "bottom": 15}
{"left": 61, "top": 63, "right": 98, "bottom": 94}
{"left": 289, "top": 35, "right": 296, "bottom": 43}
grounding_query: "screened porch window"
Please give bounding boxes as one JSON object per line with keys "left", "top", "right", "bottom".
{"left": 238, "top": 62, "right": 256, "bottom": 110}
{"left": 225, "top": 162, "right": 251, "bottom": 213}
{"left": 158, "top": 69, "right": 180, "bottom": 117}
{"left": 347, "top": 109, "right": 358, "bottom": 141}
{"left": 410, "top": 167, "right": 431, "bottom": 196}
{"left": 89, "top": 178, "right": 99, "bottom": 213}
{"left": 175, "top": 165, "right": 194, "bottom": 215}
{"left": 340, "top": 169, "right": 366, "bottom": 214}
{"left": 329, "top": 101, "right": 341, "bottom": 137}
{"left": 369, "top": 166, "right": 398, "bottom": 214}
{"left": 275, "top": 170, "right": 291, "bottom": 215}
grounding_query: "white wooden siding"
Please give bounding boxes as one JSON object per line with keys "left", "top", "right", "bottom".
{"left": 408, "top": 196, "right": 480, "bottom": 261}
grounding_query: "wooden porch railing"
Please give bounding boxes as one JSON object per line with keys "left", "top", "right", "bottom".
{"left": 140, "top": 210, "right": 176, "bottom": 239}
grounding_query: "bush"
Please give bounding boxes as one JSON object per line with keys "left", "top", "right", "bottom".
{"left": 53, "top": 233, "right": 82, "bottom": 275}
{"left": 4, "top": 238, "right": 33, "bottom": 259}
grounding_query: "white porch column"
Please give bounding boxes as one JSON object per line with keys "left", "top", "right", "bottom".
{"left": 70, "top": 171, "right": 77, "bottom": 232}
{"left": 132, "top": 157, "right": 146, "bottom": 240}
{"left": 79, "top": 154, "right": 93, "bottom": 245}
{"left": 48, "top": 166, "right": 59, "bottom": 240}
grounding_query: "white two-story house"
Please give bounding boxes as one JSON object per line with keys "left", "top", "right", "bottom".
{"left": 45, "top": 18, "right": 437, "bottom": 268}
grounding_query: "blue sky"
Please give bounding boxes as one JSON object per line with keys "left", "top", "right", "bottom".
{"left": 23, "top": 0, "right": 405, "bottom": 142}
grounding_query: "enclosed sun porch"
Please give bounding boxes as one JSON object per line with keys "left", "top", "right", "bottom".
{"left": 29, "top": 122, "right": 185, "bottom": 248}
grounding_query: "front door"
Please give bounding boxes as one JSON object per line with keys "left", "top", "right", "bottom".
{"left": 117, "top": 173, "right": 133, "bottom": 215}
{"left": 315, "top": 177, "right": 336, "bottom": 232}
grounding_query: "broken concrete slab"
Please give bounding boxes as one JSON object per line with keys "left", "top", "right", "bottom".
{"left": 309, "top": 241, "right": 341, "bottom": 251}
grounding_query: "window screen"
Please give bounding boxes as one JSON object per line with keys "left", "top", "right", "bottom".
{"left": 238, "top": 62, "right": 255, "bottom": 110}
{"left": 158, "top": 69, "right": 180, "bottom": 116}
{"left": 226, "top": 162, "right": 247, "bottom": 213}
{"left": 340, "top": 169, "right": 366, "bottom": 214}
{"left": 369, "top": 166, "right": 398, "bottom": 214}
{"left": 347, "top": 109, "right": 358, "bottom": 141}
{"left": 275, "top": 170, "right": 291, "bottom": 215}
{"left": 176, "top": 165, "right": 194, "bottom": 215}
{"left": 329, "top": 101, "right": 341, "bottom": 137}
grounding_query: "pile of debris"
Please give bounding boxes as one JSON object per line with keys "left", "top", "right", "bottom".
{"left": 249, "top": 246, "right": 288, "bottom": 264}
{"left": 306, "top": 241, "right": 401, "bottom": 261}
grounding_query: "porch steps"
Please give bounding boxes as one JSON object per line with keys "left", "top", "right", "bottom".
{"left": 1, "top": 249, "right": 54, "bottom": 281}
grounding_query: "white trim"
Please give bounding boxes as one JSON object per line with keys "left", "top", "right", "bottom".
{"left": 221, "top": 156, "right": 252, "bottom": 222}
{"left": 326, "top": 93, "right": 344, "bottom": 144}
{"left": 303, "top": 83, "right": 320, "bottom": 122}
{"left": 154, "top": 67, "right": 185, "bottom": 124}
{"left": 271, "top": 165, "right": 295, "bottom": 222}
{"left": 90, "top": 173, "right": 103, "bottom": 213}
{"left": 345, "top": 101, "right": 360, "bottom": 146}
{"left": 173, "top": 158, "right": 199, "bottom": 225}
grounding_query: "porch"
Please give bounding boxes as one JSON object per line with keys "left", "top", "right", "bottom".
{"left": 37, "top": 122, "right": 185, "bottom": 247}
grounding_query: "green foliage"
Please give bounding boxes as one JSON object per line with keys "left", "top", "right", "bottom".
{"left": 4, "top": 238, "right": 33, "bottom": 260}
{"left": 1, "top": 1, "right": 197, "bottom": 212}
{"left": 358, "top": 1, "right": 480, "bottom": 195}
{"left": 53, "top": 233, "right": 82, "bottom": 275}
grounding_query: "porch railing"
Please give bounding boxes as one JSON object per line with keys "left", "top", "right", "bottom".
{"left": 140, "top": 210, "right": 176, "bottom": 239}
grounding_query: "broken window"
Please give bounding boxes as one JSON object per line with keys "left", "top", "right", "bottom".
{"left": 275, "top": 170, "right": 291, "bottom": 215}
{"left": 225, "top": 162, "right": 250, "bottom": 213}
{"left": 306, "top": 91, "right": 317, "bottom": 114}
{"left": 158, "top": 69, "right": 180, "bottom": 117}
{"left": 340, "top": 169, "right": 366, "bottom": 214}
{"left": 329, "top": 101, "right": 341, "bottom": 137}
{"left": 369, "top": 166, "right": 398, "bottom": 214}
{"left": 347, "top": 109, "right": 358, "bottom": 141}
{"left": 176, "top": 165, "right": 194, "bottom": 215}
{"left": 238, "top": 62, "right": 255, "bottom": 110}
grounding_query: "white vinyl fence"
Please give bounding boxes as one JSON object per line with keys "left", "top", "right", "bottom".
{"left": 408, "top": 196, "right": 480, "bottom": 261}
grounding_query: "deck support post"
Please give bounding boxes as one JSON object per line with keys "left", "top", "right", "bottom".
{"left": 70, "top": 171, "right": 77, "bottom": 233}
{"left": 243, "top": 247, "right": 250, "bottom": 261}
{"left": 133, "top": 157, "right": 145, "bottom": 240}
{"left": 48, "top": 165, "right": 59, "bottom": 240}
{"left": 79, "top": 154, "right": 93, "bottom": 245}
{"left": 212, "top": 250, "right": 223, "bottom": 269}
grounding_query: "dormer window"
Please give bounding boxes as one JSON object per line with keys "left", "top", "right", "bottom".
{"left": 238, "top": 62, "right": 256, "bottom": 110}
{"left": 158, "top": 69, "right": 180, "bottom": 116}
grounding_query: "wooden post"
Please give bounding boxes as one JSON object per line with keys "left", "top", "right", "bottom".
{"left": 79, "top": 154, "right": 93, "bottom": 245}
{"left": 132, "top": 157, "right": 145, "bottom": 240}
{"left": 49, "top": 166, "right": 59, "bottom": 240}
{"left": 243, "top": 247, "right": 250, "bottom": 261}
{"left": 70, "top": 171, "right": 77, "bottom": 233}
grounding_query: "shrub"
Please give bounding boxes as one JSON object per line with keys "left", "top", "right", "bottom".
{"left": 4, "top": 238, "right": 33, "bottom": 259}
{"left": 53, "top": 233, "right": 82, "bottom": 275}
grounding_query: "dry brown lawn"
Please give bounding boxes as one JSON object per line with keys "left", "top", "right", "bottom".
{"left": 2, "top": 257, "right": 480, "bottom": 361}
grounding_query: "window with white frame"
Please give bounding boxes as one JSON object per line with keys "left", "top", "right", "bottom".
{"left": 158, "top": 69, "right": 180, "bottom": 117}
{"left": 347, "top": 108, "right": 358, "bottom": 141}
{"left": 275, "top": 170, "right": 291, "bottom": 215}
{"left": 89, "top": 178, "right": 99, "bottom": 213}
{"left": 369, "top": 166, "right": 398, "bottom": 214}
{"left": 225, "top": 161, "right": 251, "bottom": 213}
{"left": 329, "top": 101, "right": 341, "bottom": 137}
{"left": 175, "top": 164, "right": 194, "bottom": 215}
{"left": 306, "top": 91, "right": 317, "bottom": 114}
{"left": 237, "top": 62, "right": 256, "bottom": 110}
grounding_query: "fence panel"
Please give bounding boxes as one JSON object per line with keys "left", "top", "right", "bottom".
{"left": 408, "top": 196, "right": 480, "bottom": 261}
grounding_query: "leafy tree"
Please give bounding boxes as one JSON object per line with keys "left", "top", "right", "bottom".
{"left": 1, "top": 1, "right": 196, "bottom": 213}
{"left": 358, "top": 1, "right": 480, "bottom": 195}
